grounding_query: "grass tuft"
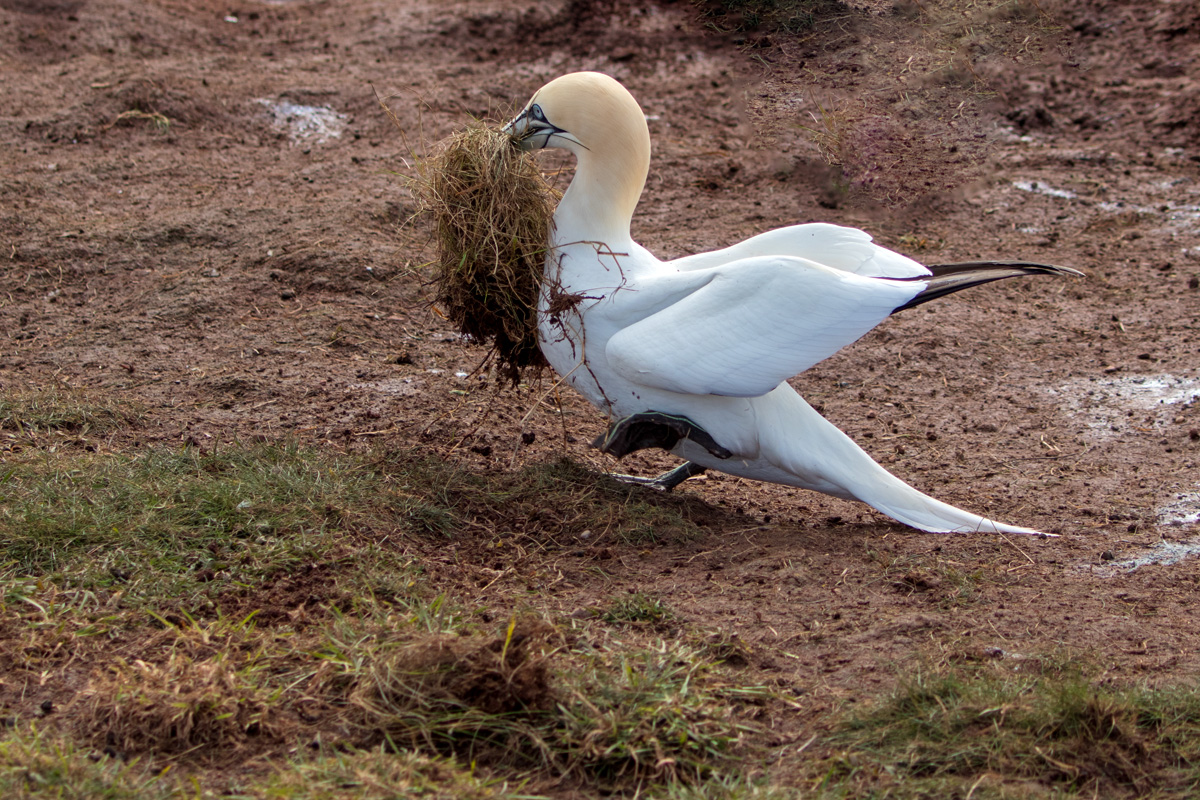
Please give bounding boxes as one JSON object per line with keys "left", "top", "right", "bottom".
{"left": 317, "top": 614, "right": 558, "bottom": 761}
{"left": 308, "top": 610, "right": 761, "bottom": 791}
{"left": 0, "top": 387, "right": 139, "bottom": 441}
{"left": 78, "top": 650, "right": 274, "bottom": 757}
{"left": 807, "top": 668, "right": 1200, "bottom": 797}
{"left": 0, "top": 727, "right": 183, "bottom": 799}
{"left": 74, "top": 615, "right": 279, "bottom": 757}
{"left": 257, "top": 746, "right": 533, "bottom": 800}
{"left": 556, "top": 642, "right": 764, "bottom": 789}
{"left": 602, "top": 593, "right": 677, "bottom": 627}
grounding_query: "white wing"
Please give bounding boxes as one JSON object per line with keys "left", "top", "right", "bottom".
{"left": 667, "top": 222, "right": 932, "bottom": 279}
{"left": 606, "top": 256, "right": 925, "bottom": 398}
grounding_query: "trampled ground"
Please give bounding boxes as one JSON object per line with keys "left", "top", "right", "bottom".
{"left": 3, "top": 0, "right": 1200, "bottom": 797}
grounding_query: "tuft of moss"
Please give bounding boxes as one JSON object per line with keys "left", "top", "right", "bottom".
{"left": 415, "top": 124, "right": 558, "bottom": 385}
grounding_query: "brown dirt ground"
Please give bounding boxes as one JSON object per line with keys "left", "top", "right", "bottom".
{"left": 3, "top": 0, "right": 1200, "bottom": 787}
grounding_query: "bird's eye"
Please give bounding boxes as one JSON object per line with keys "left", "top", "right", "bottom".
{"left": 530, "top": 104, "right": 546, "bottom": 122}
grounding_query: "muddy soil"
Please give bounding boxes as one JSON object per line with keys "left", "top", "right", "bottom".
{"left": 3, "top": 0, "right": 1200, "bottom": 768}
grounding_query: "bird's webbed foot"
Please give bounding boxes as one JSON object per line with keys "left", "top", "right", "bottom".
{"left": 592, "top": 411, "right": 733, "bottom": 460}
{"left": 609, "top": 461, "right": 707, "bottom": 492}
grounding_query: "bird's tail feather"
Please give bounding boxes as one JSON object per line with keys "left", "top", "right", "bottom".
{"left": 861, "top": 480, "right": 1044, "bottom": 536}
{"left": 892, "top": 261, "right": 1083, "bottom": 313}
{"left": 761, "top": 390, "right": 1048, "bottom": 535}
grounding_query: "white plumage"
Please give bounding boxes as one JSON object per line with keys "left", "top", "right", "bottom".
{"left": 503, "top": 72, "right": 1079, "bottom": 535}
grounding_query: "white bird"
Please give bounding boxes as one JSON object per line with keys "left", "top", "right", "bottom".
{"left": 502, "top": 72, "right": 1080, "bottom": 535}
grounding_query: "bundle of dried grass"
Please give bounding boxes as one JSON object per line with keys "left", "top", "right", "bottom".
{"left": 414, "top": 123, "right": 558, "bottom": 385}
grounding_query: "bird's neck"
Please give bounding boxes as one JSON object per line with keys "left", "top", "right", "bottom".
{"left": 552, "top": 143, "right": 648, "bottom": 251}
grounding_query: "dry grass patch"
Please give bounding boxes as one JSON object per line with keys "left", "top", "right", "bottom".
{"left": 306, "top": 608, "right": 765, "bottom": 792}
{"left": 315, "top": 615, "right": 558, "bottom": 759}
{"left": 77, "top": 650, "right": 276, "bottom": 757}
{"left": 73, "top": 617, "right": 282, "bottom": 758}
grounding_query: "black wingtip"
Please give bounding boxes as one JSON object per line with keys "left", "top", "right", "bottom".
{"left": 892, "top": 260, "right": 1084, "bottom": 314}
{"left": 926, "top": 260, "right": 1085, "bottom": 279}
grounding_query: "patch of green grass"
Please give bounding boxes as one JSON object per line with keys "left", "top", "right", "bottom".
{"left": 1, "top": 441, "right": 703, "bottom": 608}
{"left": 806, "top": 668, "right": 1200, "bottom": 798}
{"left": 0, "top": 443, "right": 422, "bottom": 610}
{"left": 255, "top": 746, "right": 538, "bottom": 800}
{"left": 3, "top": 441, "right": 703, "bottom": 613}
{"left": 0, "top": 387, "right": 139, "bottom": 439}
{"left": 556, "top": 642, "right": 766, "bottom": 789}
{"left": 603, "top": 593, "right": 677, "bottom": 626}
{"left": 0, "top": 432, "right": 749, "bottom": 795}
{"left": 2, "top": 443, "right": 361, "bottom": 571}
{"left": 0, "top": 727, "right": 185, "bottom": 799}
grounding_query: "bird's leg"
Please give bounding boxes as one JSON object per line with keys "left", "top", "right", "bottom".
{"left": 592, "top": 411, "right": 727, "bottom": 491}
{"left": 609, "top": 461, "right": 707, "bottom": 491}
{"left": 592, "top": 411, "right": 733, "bottom": 459}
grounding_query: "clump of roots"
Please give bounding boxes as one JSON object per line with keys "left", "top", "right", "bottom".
{"left": 414, "top": 123, "right": 558, "bottom": 385}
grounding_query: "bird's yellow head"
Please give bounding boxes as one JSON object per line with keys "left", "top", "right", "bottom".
{"left": 504, "top": 72, "right": 648, "bottom": 158}
{"left": 503, "top": 72, "right": 652, "bottom": 231}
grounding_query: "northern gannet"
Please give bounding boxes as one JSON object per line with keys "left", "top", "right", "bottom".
{"left": 502, "top": 72, "right": 1080, "bottom": 535}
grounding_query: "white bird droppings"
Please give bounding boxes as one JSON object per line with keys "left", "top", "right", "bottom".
{"left": 1012, "top": 180, "right": 1077, "bottom": 200}
{"left": 1050, "top": 374, "right": 1199, "bottom": 546}
{"left": 1159, "top": 491, "right": 1200, "bottom": 529}
{"left": 1094, "top": 538, "right": 1200, "bottom": 575}
{"left": 1048, "top": 373, "right": 1200, "bottom": 440}
{"left": 257, "top": 99, "right": 347, "bottom": 144}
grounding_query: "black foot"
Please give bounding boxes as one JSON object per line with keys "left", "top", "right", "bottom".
{"left": 592, "top": 411, "right": 732, "bottom": 460}
{"left": 610, "top": 461, "right": 707, "bottom": 491}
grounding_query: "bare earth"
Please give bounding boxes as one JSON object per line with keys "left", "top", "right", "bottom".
{"left": 3, "top": 0, "right": 1200, "bottom": 782}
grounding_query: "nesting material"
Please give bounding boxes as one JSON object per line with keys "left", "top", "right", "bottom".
{"left": 416, "top": 123, "right": 558, "bottom": 384}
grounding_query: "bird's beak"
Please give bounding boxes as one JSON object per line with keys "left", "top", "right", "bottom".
{"left": 503, "top": 103, "right": 578, "bottom": 152}
{"left": 501, "top": 108, "right": 539, "bottom": 152}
